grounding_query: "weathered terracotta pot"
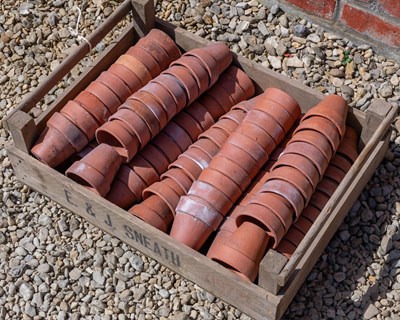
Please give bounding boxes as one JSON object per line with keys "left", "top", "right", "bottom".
{"left": 139, "top": 144, "right": 170, "bottom": 176}
{"left": 190, "top": 138, "right": 220, "bottom": 160}
{"left": 337, "top": 134, "right": 358, "bottom": 163}
{"left": 316, "top": 177, "right": 338, "bottom": 197}
{"left": 185, "top": 102, "right": 215, "bottom": 132}
{"left": 268, "top": 166, "right": 314, "bottom": 202}
{"left": 207, "top": 221, "right": 270, "bottom": 282}
{"left": 126, "top": 45, "right": 162, "bottom": 78}
{"left": 143, "top": 180, "right": 181, "bottom": 215}
{"left": 198, "top": 127, "right": 230, "bottom": 148}
{"left": 294, "top": 116, "right": 341, "bottom": 152}
{"left": 70, "top": 140, "right": 98, "bottom": 163}
{"left": 245, "top": 110, "right": 285, "bottom": 146}
{"left": 170, "top": 156, "right": 203, "bottom": 182}
{"left": 60, "top": 100, "right": 99, "bottom": 141}
{"left": 217, "top": 73, "right": 247, "bottom": 105}
{"left": 228, "top": 132, "right": 269, "bottom": 165}
{"left": 95, "top": 119, "right": 140, "bottom": 161}
{"left": 151, "top": 132, "right": 182, "bottom": 163}
{"left": 235, "top": 121, "right": 276, "bottom": 156}
{"left": 97, "top": 71, "right": 132, "bottom": 102}
{"left": 288, "top": 129, "right": 333, "bottom": 162}
{"left": 197, "top": 94, "right": 226, "bottom": 120}
{"left": 224, "top": 66, "right": 255, "bottom": 99}
{"left": 202, "top": 42, "right": 232, "bottom": 75}
{"left": 235, "top": 203, "right": 285, "bottom": 248}
{"left": 164, "top": 65, "right": 199, "bottom": 105}
{"left": 308, "top": 190, "right": 330, "bottom": 211}
{"left": 108, "top": 63, "right": 143, "bottom": 93}
{"left": 330, "top": 154, "right": 353, "bottom": 173}
{"left": 213, "top": 117, "right": 243, "bottom": 137}
{"left": 276, "top": 238, "right": 297, "bottom": 259}
{"left": 259, "top": 179, "right": 305, "bottom": 219}
{"left": 151, "top": 73, "right": 187, "bottom": 112}
{"left": 115, "top": 54, "right": 153, "bottom": 87}
{"left": 272, "top": 153, "right": 320, "bottom": 189}
{"left": 171, "top": 195, "right": 223, "bottom": 250}
{"left": 145, "top": 28, "right": 182, "bottom": 62}
{"left": 161, "top": 168, "right": 193, "bottom": 195}
{"left": 66, "top": 143, "right": 122, "bottom": 196}
{"left": 108, "top": 108, "right": 151, "bottom": 149}
{"left": 301, "top": 95, "right": 348, "bottom": 138}
{"left": 129, "top": 198, "right": 171, "bottom": 233}
{"left": 105, "top": 169, "right": 139, "bottom": 208}
{"left": 163, "top": 121, "right": 193, "bottom": 152}
{"left": 292, "top": 216, "right": 313, "bottom": 235}
{"left": 284, "top": 227, "right": 305, "bottom": 247}
{"left": 220, "top": 109, "right": 246, "bottom": 124}
{"left": 171, "top": 56, "right": 209, "bottom": 93}
{"left": 324, "top": 166, "right": 346, "bottom": 184}
{"left": 127, "top": 155, "right": 159, "bottom": 187}
{"left": 263, "top": 88, "right": 302, "bottom": 123}
{"left": 138, "top": 82, "right": 177, "bottom": 121}
{"left": 31, "top": 112, "right": 89, "bottom": 167}
{"left": 74, "top": 91, "right": 111, "bottom": 124}
{"left": 86, "top": 81, "right": 122, "bottom": 114}
{"left": 301, "top": 205, "right": 320, "bottom": 223}
{"left": 180, "top": 147, "right": 213, "bottom": 170}
{"left": 206, "top": 84, "right": 237, "bottom": 113}
{"left": 173, "top": 111, "right": 203, "bottom": 142}
{"left": 281, "top": 141, "right": 329, "bottom": 177}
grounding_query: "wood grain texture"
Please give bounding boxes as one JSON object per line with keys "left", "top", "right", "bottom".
{"left": 131, "top": 0, "right": 155, "bottom": 37}
{"left": 5, "top": 110, "right": 38, "bottom": 152}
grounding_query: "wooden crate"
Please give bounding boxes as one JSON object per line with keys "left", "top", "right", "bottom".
{"left": 4, "top": 1, "right": 397, "bottom": 319}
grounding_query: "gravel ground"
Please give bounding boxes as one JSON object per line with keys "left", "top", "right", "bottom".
{"left": 1, "top": 0, "right": 400, "bottom": 319}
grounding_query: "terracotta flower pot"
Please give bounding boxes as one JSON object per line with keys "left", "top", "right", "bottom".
{"left": 151, "top": 132, "right": 182, "bottom": 163}
{"left": 108, "top": 108, "right": 151, "bottom": 149}
{"left": 227, "top": 132, "right": 269, "bottom": 165}
{"left": 337, "top": 134, "right": 359, "bottom": 163}
{"left": 172, "top": 111, "right": 203, "bottom": 142}
{"left": 106, "top": 161, "right": 151, "bottom": 208}
{"left": 164, "top": 65, "right": 199, "bottom": 105}
{"left": 126, "top": 45, "right": 162, "bottom": 78}
{"left": 151, "top": 74, "right": 187, "bottom": 112}
{"left": 199, "top": 167, "right": 243, "bottom": 204}
{"left": 207, "top": 221, "right": 270, "bottom": 282}
{"left": 271, "top": 153, "right": 320, "bottom": 189}
{"left": 217, "top": 73, "right": 247, "bottom": 105}
{"left": 95, "top": 119, "right": 140, "bottom": 162}
{"left": 268, "top": 166, "right": 314, "bottom": 202}
{"left": 169, "top": 156, "right": 203, "bottom": 182}
{"left": 248, "top": 192, "right": 294, "bottom": 232}
{"left": 288, "top": 129, "right": 333, "bottom": 162}
{"left": 143, "top": 180, "right": 181, "bottom": 215}
{"left": 127, "top": 155, "right": 159, "bottom": 187}
{"left": 206, "top": 84, "right": 237, "bottom": 113}
{"left": 86, "top": 81, "right": 122, "bottom": 114}
{"left": 201, "top": 42, "right": 232, "bottom": 75}
{"left": 235, "top": 203, "right": 285, "bottom": 248}
{"left": 245, "top": 109, "right": 286, "bottom": 146}
{"left": 139, "top": 143, "right": 170, "bottom": 176}
{"left": 161, "top": 168, "right": 193, "bottom": 195}
{"left": 108, "top": 63, "right": 143, "bottom": 94}
{"left": 211, "top": 155, "right": 252, "bottom": 191}
{"left": 263, "top": 88, "right": 302, "bottom": 123}
{"left": 97, "top": 71, "right": 132, "bottom": 103}
{"left": 185, "top": 102, "right": 215, "bottom": 132}
{"left": 308, "top": 190, "right": 330, "bottom": 211}
{"left": 259, "top": 179, "right": 305, "bottom": 219}
{"left": 105, "top": 170, "right": 139, "bottom": 208}
{"left": 115, "top": 54, "right": 152, "bottom": 87}
{"left": 219, "top": 109, "right": 246, "bottom": 125}
{"left": 61, "top": 100, "right": 99, "bottom": 140}
{"left": 284, "top": 227, "right": 305, "bottom": 247}
{"left": 145, "top": 28, "right": 182, "bottom": 62}
{"left": 70, "top": 140, "right": 98, "bottom": 163}
{"left": 31, "top": 112, "right": 89, "bottom": 167}
{"left": 188, "top": 180, "right": 234, "bottom": 213}
{"left": 74, "top": 90, "right": 111, "bottom": 124}
{"left": 223, "top": 66, "right": 255, "bottom": 99}
{"left": 294, "top": 116, "right": 341, "bottom": 152}
{"left": 180, "top": 147, "right": 213, "bottom": 170}
{"left": 212, "top": 117, "right": 243, "bottom": 137}
{"left": 316, "top": 177, "right": 339, "bottom": 197}
{"left": 129, "top": 198, "right": 171, "bottom": 233}
{"left": 281, "top": 141, "right": 329, "bottom": 177}
{"left": 163, "top": 121, "right": 193, "bottom": 152}
{"left": 190, "top": 138, "right": 220, "bottom": 159}
{"left": 301, "top": 205, "right": 320, "bottom": 223}
{"left": 198, "top": 127, "right": 229, "bottom": 148}
{"left": 292, "top": 216, "right": 313, "bottom": 235}
{"left": 197, "top": 94, "right": 226, "bottom": 120}
{"left": 330, "top": 154, "right": 353, "bottom": 173}
{"left": 66, "top": 143, "right": 122, "bottom": 196}
{"left": 324, "top": 166, "right": 346, "bottom": 184}
{"left": 139, "top": 82, "right": 177, "bottom": 121}
{"left": 128, "top": 92, "right": 168, "bottom": 132}
{"left": 276, "top": 238, "right": 297, "bottom": 259}
{"left": 171, "top": 195, "right": 224, "bottom": 250}
{"left": 301, "top": 95, "right": 348, "bottom": 138}
{"left": 171, "top": 56, "right": 209, "bottom": 93}
{"left": 235, "top": 121, "right": 276, "bottom": 156}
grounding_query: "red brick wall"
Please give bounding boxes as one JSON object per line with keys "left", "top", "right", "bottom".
{"left": 279, "top": 0, "right": 400, "bottom": 49}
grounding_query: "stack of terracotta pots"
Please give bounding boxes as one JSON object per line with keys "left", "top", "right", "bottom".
{"left": 207, "top": 95, "right": 348, "bottom": 281}
{"left": 276, "top": 126, "right": 359, "bottom": 258}
{"left": 31, "top": 29, "right": 180, "bottom": 168}
{"left": 170, "top": 88, "right": 302, "bottom": 251}
{"left": 65, "top": 43, "right": 235, "bottom": 197}
{"left": 103, "top": 66, "right": 254, "bottom": 208}
{"left": 128, "top": 109, "right": 247, "bottom": 232}
{"left": 95, "top": 43, "right": 233, "bottom": 162}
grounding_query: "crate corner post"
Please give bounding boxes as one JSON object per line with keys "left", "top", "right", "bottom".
{"left": 131, "top": 0, "right": 155, "bottom": 37}
{"left": 5, "top": 110, "right": 38, "bottom": 153}
{"left": 258, "top": 250, "right": 288, "bottom": 295}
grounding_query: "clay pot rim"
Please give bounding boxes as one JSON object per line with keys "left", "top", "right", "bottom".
{"left": 143, "top": 181, "right": 181, "bottom": 216}
{"left": 163, "top": 65, "right": 199, "bottom": 105}
{"left": 129, "top": 203, "right": 169, "bottom": 233}
{"left": 170, "top": 56, "right": 210, "bottom": 92}
{"left": 223, "top": 66, "right": 255, "bottom": 99}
